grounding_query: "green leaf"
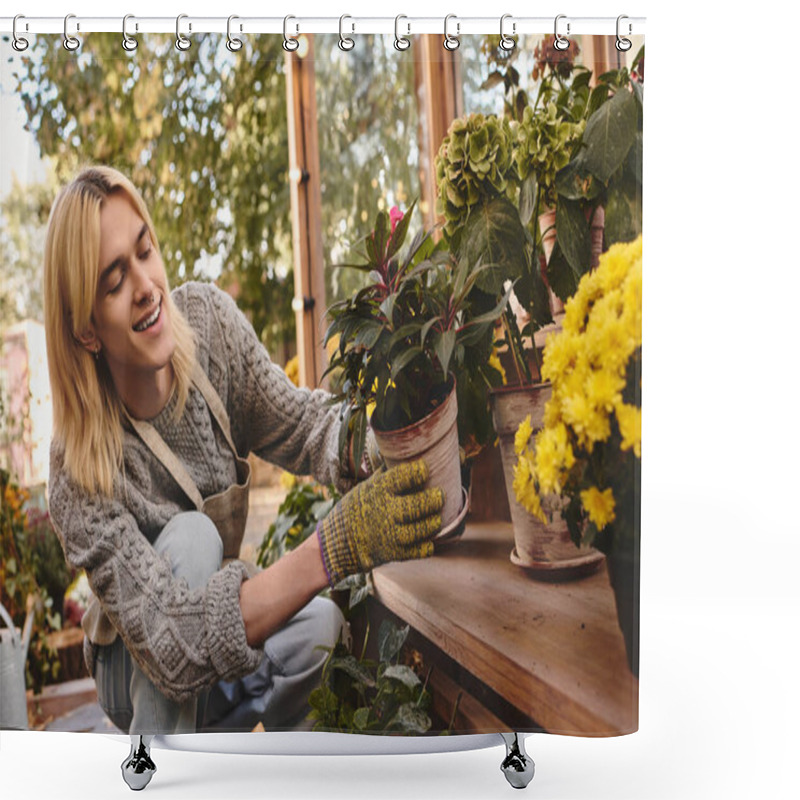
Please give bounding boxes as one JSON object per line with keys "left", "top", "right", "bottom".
{"left": 546, "top": 242, "right": 579, "bottom": 303}
{"left": 518, "top": 173, "right": 538, "bottom": 226}
{"left": 555, "top": 198, "right": 591, "bottom": 276}
{"left": 391, "top": 346, "right": 423, "bottom": 380}
{"left": 351, "top": 410, "right": 367, "bottom": 476}
{"left": 383, "top": 665, "right": 421, "bottom": 689}
{"left": 581, "top": 89, "right": 639, "bottom": 183}
{"left": 388, "top": 703, "right": 431, "bottom": 734}
{"left": 378, "top": 620, "right": 409, "bottom": 663}
{"left": 460, "top": 197, "right": 528, "bottom": 296}
{"left": 330, "top": 654, "right": 376, "bottom": 688}
{"left": 479, "top": 71, "right": 505, "bottom": 91}
{"left": 433, "top": 329, "right": 457, "bottom": 378}
{"left": 353, "top": 707, "right": 371, "bottom": 730}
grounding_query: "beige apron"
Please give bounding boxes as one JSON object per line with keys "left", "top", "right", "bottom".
{"left": 82, "top": 364, "right": 253, "bottom": 646}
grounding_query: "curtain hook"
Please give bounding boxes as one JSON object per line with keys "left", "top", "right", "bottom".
{"left": 499, "top": 14, "right": 516, "bottom": 51}
{"left": 616, "top": 15, "right": 633, "bottom": 52}
{"left": 63, "top": 13, "right": 80, "bottom": 51}
{"left": 282, "top": 16, "right": 299, "bottom": 51}
{"left": 394, "top": 15, "right": 411, "bottom": 51}
{"left": 443, "top": 14, "right": 460, "bottom": 51}
{"left": 226, "top": 15, "right": 243, "bottom": 52}
{"left": 553, "top": 14, "right": 570, "bottom": 51}
{"left": 339, "top": 15, "right": 355, "bottom": 51}
{"left": 175, "top": 14, "right": 191, "bottom": 51}
{"left": 122, "top": 14, "right": 138, "bottom": 51}
{"left": 12, "top": 15, "right": 29, "bottom": 52}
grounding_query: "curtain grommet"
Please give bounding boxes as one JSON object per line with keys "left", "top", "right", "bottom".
{"left": 443, "top": 14, "right": 460, "bottom": 51}
{"left": 63, "top": 13, "right": 80, "bottom": 51}
{"left": 175, "top": 14, "right": 191, "bottom": 51}
{"left": 12, "top": 15, "right": 29, "bottom": 51}
{"left": 122, "top": 14, "right": 138, "bottom": 51}
{"left": 499, "top": 14, "right": 516, "bottom": 51}
{"left": 338, "top": 15, "right": 355, "bottom": 51}
{"left": 226, "top": 15, "right": 243, "bottom": 52}
{"left": 394, "top": 15, "right": 411, "bottom": 51}
{"left": 616, "top": 15, "right": 633, "bottom": 52}
{"left": 282, "top": 16, "right": 299, "bottom": 51}
{"left": 553, "top": 14, "right": 570, "bottom": 51}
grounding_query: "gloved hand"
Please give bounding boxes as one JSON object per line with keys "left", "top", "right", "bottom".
{"left": 317, "top": 459, "right": 443, "bottom": 586}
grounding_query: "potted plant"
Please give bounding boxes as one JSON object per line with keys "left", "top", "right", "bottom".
{"left": 323, "top": 202, "right": 510, "bottom": 535}
{"left": 513, "top": 236, "right": 642, "bottom": 674}
{"left": 435, "top": 109, "right": 598, "bottom": 576}
{"left": 431, "top": 40, "right": 644, "bottom": 578}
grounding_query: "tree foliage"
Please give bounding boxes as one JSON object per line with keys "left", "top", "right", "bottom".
{"left": 8, "top": 33, "right": 294, "bottom": 351}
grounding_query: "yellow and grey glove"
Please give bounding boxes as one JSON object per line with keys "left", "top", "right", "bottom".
{"left": 317, "top": 459, "right": 444, "bottom": 586}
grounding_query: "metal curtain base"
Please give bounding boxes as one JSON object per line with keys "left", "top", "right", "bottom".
{"left": 120, "top": 731, "right": 534, "bottom": 790}
{"left": 121, "top": 735, "right": 156, "bottom": 791}
{"left": 500, "top": 732, "right": 535, "bottom": 789}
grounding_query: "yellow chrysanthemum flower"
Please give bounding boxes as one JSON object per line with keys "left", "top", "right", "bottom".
{"left": 511, "top": 235, "right": 642, "bottom": 537}
{"left": 615, "top": 402, "right": 642, "bottom": 457}
{"left": 514, "top": 414, "right": 533, "bottom": 455}
{"left": 580, "top": 486, "right": 616, "bottom": 530}
{"left": 513, "top": 453, "right": 546, "bottom": 522}
{"left": 284, "top": 355, "right": 300, "bottom": 387}
{"left": 533, "top": 422, "right": 574, "bottom": 494}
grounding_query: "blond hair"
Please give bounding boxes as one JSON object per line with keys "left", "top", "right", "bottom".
{"left": 44, "top": 166, "right": 197, "bottom": 496}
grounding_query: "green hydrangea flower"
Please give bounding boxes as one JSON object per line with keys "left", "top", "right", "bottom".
{"left": 435, "top": 113, "right": 514, "bottom": 238}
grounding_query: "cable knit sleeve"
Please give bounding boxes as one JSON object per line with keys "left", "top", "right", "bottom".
{"left": 202, "top": 284, "right": 359, "bottom": 494}
{"left": 48, "top": 444, "right": 263, "bottom": 704}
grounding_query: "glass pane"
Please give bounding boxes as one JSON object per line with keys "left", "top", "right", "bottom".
{"left": 313, "top": 35, "right": 421, "bottom": 306}
{"left": 459, "top": 34, "right": 588, "bottom": 116}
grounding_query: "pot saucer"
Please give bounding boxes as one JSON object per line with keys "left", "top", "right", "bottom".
{"left": 437, "top": 487, "right": 470, "bottom": 541}
{"left": 510, "top": 547, "right": 605, "bottom": 581}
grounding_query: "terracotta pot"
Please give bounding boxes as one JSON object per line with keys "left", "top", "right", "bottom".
{"left": 489, "top": 383, "right": 603, "bottom": 580}
{"left": 372, "top": 377, "right": 466, "bottom": 538}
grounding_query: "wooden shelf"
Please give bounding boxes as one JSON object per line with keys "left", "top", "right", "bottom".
{"left": 371, "top": 519, "right": 638, "bottom": 736}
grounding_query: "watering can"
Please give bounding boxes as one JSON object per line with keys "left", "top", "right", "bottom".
{"left": 0, "top": 595, "right": 35, "bottom": 730}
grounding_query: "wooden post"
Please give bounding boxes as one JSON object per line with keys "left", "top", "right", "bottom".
{"left": 285, "top": 36, "right": 328, "bottom": 389}
{"left": 415, "top": 35, "right": 461, "bottom": 233}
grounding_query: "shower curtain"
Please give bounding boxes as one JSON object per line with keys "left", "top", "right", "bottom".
{"left": 1, "top": 24, "right": 642, "bottom": 741}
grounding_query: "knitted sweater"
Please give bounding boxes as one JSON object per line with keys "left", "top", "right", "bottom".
{"left": 48, "top": 282, "right": 354, "bottom": 704}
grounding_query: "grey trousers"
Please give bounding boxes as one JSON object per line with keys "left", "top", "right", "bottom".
{"left": 93, "top": 511, "right": 345, "bottom": 735}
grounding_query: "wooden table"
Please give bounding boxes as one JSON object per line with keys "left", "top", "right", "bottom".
{"left": 370, "top": 520, "right": 638, "bottom": 736}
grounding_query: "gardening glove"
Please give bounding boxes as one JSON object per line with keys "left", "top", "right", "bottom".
{"left": 317, "top": 459, "right": 443, "bottom": 586}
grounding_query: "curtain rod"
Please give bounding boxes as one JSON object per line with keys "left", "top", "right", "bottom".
{"left": 1, "top": 15, "right": 646, "bottom": 37}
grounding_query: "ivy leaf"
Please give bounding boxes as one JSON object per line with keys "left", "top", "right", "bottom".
{"left": 353, "top": 707, "right": 371, "bottom": 730}
{"left": 378, "top": 620, "right": 409, "bottom": 663}
{"left": 388, "top": 703, "right": 431, "bottom": 734}
{"left": 330, "top": 655, "right": 376, "bottom": 688}
{"left": 383, "top": 665, "right": 421, "bottom": 689}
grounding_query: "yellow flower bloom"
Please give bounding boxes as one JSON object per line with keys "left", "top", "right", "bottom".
{"left": 615, "top": 402, "right": 642, "bottom": 457}
{"left": 284, "top": 355, "right": 300, "bottom": 387}
{"left": 534, "top": 422, "right": 574, "bottom": 494}
{"left": 585, "top": 367, "right": 625, "bottom": 414}
{"left": 514, "top": 415, "right": 534, "bottom": 455}
{"left": 580, "top": 486, "right": 616, "bottom": 530}
{"left": 513, "top": 453, "right": 546, "bottom": 522}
